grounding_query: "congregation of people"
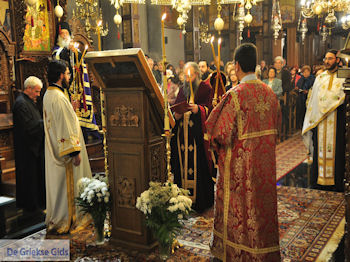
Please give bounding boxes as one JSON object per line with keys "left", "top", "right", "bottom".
{"left": 11, "top": 22, "right": 346, "bottom": 259}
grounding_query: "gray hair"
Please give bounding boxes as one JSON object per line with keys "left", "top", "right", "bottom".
{"left": 274, "top": 56, "right": 284, "bottom": 63}
{"left": 184, "top": 62, "right": 201, "bottom": 78}
{"left": 24, "top": 76, "right": 43, "bottom": 90}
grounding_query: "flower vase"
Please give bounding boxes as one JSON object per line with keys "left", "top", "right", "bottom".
{"left": 158, "top": 241, "right": 171, "bottom": 261}
{"left": 94, "top": 222, "right": 105, "bottom": 245}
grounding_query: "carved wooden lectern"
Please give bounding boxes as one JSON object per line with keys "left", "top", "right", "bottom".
{"left": 85, "top": 49, "right": 174, "bottom": 250}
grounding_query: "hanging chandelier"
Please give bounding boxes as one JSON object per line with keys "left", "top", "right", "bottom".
{"left": 151, "top": 0, "right": 210, "bottom": 34}
{"left": 110, "top": 0, "right": 145, "bottom": 35}
{"left": 229, "top": 0, "right": 263, "bottom": 39}
{"left": 300, "top": 0, "right": 350, "bottom": 32}
{"left": 271, "top": 0, "right": 282, "bottom": 41}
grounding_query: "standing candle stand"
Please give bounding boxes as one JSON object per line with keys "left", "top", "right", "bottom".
{"left": 161, "top": 13, "right": 173, "bottom": 183}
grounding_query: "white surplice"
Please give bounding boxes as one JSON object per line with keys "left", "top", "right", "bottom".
{"left": 302, "top": 70, "right": 345, "bottom": 186}
{"left": 43, "top": 86, "right": 92, "bottom": 234}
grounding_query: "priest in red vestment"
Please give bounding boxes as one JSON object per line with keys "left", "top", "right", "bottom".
{"left": 171, "top": 62, "right": 214, "bottom": 213}
{"left": 206, "top": 43, "right": 281, "bottom": 261}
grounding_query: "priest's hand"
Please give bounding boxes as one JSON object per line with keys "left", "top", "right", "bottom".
{"left": 189, "top": 104, "right": 198, "bottom": 114}
{"left": 73, "top": 154, "right": 81, "bottom": 166}
{"left": 174, "top": 112, "right": 183, "bottom": 120}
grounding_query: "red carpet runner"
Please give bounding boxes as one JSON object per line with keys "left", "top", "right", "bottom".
{"left": 276, "top": 133, "right": 308, "bottom": 181}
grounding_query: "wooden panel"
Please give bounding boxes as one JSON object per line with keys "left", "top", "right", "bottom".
{"left": 105, "top": 89, "right": 145, "bottom": 141}
{"left": 110, "top": 143, "right": 145, "bottom": 241}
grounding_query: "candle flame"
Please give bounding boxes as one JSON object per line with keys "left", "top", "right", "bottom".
{"left": 74, "top": 42, "right": 79, "bottom": 48}
{"left": 98, "top": 20, "right": 102, "bottom": 27}
{"left": 85, "top": 44, "right": 88, "bottom": 50}
{"left": 210, "top": 36, "right": 215, "bottom": 44}
{"left": 187, "top": 69, "right": 191, "bottom": 77}
{"left": 218, "top": 38, "right": 222, "bottom": 45}
{"left": 162, "top": 13, "right": 166, "bottom": 21}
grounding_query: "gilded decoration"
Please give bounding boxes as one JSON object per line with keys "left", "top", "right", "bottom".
{"left": 254, "top": 95, "right": 270, "bottom": 120}
{"left": 116, "top": 176, "right": 136, "bottom": 208}
{"left": 109, "top": 105, "right": 139, "bottom": 127}
{"left": 23, "top": 0, "right": 52, "bottom": 52}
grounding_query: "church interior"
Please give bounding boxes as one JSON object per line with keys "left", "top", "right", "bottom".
{"left": 0, "top": 0, "right": 350, "bottom": 260}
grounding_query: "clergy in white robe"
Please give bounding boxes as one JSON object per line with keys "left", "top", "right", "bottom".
{"left": 302, "top": 50, "right": 345, "bottom": 192}
{"left": 44, "top": 60, "right": 92, "bottom": 234}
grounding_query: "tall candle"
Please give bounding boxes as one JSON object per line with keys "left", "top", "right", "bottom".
{"left": 97, "top": 20, "right": 102, "bottom": 51}
{"left": 161, "top": 13, "right": 170, "bottom": 131}
{"left": 161, "top": 13, "right": 166, "bottom": 60}
{"left": 188, "top": 69, "right": 194, "bottom": 104}
{"left": 78, "top": 44, "right": 89, "bottom": 67}
{"left": 210, "top": 36, "right": 216, "bottom": 65}
{"left": 217, "top": 38, "right": 222, "bottom": 71}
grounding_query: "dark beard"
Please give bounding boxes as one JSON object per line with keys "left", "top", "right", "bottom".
{"left": 183, "top": 79, "right": 200, "bottom": 100}
{"left": 62, "top": 78, "right": 69, "bottom": 90}
{"left": 326, "top": 62, "right": 338, "bottom": 71}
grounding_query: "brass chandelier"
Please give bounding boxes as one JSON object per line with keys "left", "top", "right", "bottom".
{"left": 300, "top": 0, "right": 350, "bottom": 33}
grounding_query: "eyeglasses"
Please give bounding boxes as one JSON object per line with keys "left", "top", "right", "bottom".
{"left": 323, "top": 57, "right": 336, "bottom": 62}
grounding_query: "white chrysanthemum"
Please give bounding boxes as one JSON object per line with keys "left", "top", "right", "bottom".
{"left": 178, "top": 202, "right": 185, "bottom": 212}
{"left": 104, "top": 196, "right": 109, "bottom": 203}
{"left": 169, "top": 197, "right": 178, "bottom": 204}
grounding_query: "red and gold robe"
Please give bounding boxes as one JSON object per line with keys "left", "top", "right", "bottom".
{"left": 206, "top": 76, "right": 281, "bottom": 261}
{"left": 171, "top": 80, "right": 214, "bottom": 212}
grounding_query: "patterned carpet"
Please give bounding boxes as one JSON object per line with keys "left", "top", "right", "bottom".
{"left": 276, "top": 133, "right": 308, "bottom": 181}
{"left": 19, "top": 186, "right": 344, "bottom": 262}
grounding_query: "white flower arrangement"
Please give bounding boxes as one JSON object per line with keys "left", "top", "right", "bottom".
{"left": 136, "top": 182, "right": 192, "bottom": 247}
{"left": 76, "top": 176, "right": 111, "bottom": 229}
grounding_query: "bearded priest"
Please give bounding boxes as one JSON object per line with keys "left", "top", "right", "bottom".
{"left": 44, "top": 60, "right": 92, "bottom": 234}
{"left": 170, "top": 62, "right": 214, "bottom": 213}
{"left": 52, "top": 22, "right": 99, "bottom": 142}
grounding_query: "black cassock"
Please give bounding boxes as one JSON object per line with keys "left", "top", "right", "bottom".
{"left": 13, "top": 93, "right": 45, "bottom": 211}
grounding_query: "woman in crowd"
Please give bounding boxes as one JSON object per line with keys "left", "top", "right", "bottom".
{"left": 263, "top": 67, "right": 283, "bottom": 97}
{"left": 225, "top": 68, "right": 239, "bottom": 92}
{"left": 290, "top": 66, "right": 301, "bottom": 89}
{"left": 296, "top": 65, "right": 315, "bottom": 129}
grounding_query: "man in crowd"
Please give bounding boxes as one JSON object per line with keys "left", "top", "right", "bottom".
{"left": 13, "top": 76, "right": 45, "bottom": 212}
{"left": 274, "top": 56, "right": 292, "bottom": 138}
{"left": 176, "top": 59, "right": 185, "bottom": 75}
{"left": 206, "top": 43, "right": 281, "bottom": 261}
{"left": 198, "top": 60, "right": 211, "bottom": 82}
{"left": 302, "top": 50, "right": 345, "bottom": 192}
{"left": 171, "top": 62, "right": 214, "bottom": 213}
{"left": 52, "top": 21, "right": 99, "bottom": 142}
{"left": 260, "top": 60, "right": 268, "bottom": 79}
{"left": 44, "top": 60, "right": 92, "bottom": 234}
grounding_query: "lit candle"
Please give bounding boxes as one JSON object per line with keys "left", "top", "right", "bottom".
{"left": 161, "top": 13, "right": 166, "bottom": 60}
{"left": 97, "top": 20, "right": 102, "bottom": 51}
{"left": 73, "top": 42, "right": 79, "bottom": 64}
{"left": 78, "top": 44, "right": 89, "bottom": 67}
{"left": 161, "top": 13, "right": 170, "bottom": 131}
{"left": 188, "top": 69, "right": 194, "bottom": 104}
{"left": 217, "top": 38, "right": 222, "bottom": 71}
{"left": 346, "top": 58, "right": 349, "bottom": 67}
{"left": 210, "top": 36, "right": 216, "bottom": 66}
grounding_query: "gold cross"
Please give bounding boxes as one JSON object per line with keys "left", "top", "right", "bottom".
{"left": 254, "top": 95, "right": 270, "bottom": 120}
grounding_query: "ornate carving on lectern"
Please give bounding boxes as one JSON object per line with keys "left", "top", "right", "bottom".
{"left": 117, "top": 176, "right": 136, "bottom": 208}
{"left": 150, "top": 145, "right": 162, "bottom": 182}
{"left": 110, "top": 105, "right": 139, "bottom": 127}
